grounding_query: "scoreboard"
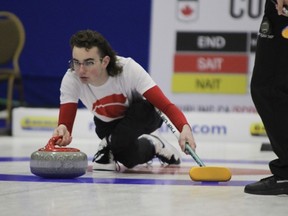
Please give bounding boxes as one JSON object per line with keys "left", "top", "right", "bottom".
{"left": 149, "top": 0, "right": 263, "bottom": 113}
{"left": 173, "top": 32, "right": 257, "bottom": 94}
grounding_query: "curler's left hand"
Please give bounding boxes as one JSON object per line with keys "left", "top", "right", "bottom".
{"left": 179, "top": 124, "right": 196, "bottom": 153}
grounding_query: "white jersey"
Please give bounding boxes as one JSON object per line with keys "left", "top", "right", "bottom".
{"left": 60, "top": 56, "right": 156, "bottom": 122}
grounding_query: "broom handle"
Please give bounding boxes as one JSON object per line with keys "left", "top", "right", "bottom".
{"left": 156, "top": 108, "right": 206, "bottom": 167}
{"left": 184, "top": 143, "right": 205, "bottom": 167}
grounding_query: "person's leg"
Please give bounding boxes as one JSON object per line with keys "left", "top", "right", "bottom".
{"left": 93, "top": 98, "right": 181, "bottom": 170}
{"left": 93, "top": 116, "right": 121, "bottom": 140}
{"left": 245, "top": 2, "right": 288, "bottom": 195}
{"left": 250, "top": 14, "right": 288, "bottom": 180}
{"left": 110, "top": 99, "right": 163, "bottom": 168}
{"left": 92, "top": 117, "right": 122, "bottom": 171}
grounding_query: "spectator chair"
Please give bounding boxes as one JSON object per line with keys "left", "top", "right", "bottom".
{"left": 0, "top": 11, "right": 25, "bottom": 133}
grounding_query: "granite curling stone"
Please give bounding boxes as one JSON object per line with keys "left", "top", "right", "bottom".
{"left": 30, "top": 136, "right": 88, "bottom": 178}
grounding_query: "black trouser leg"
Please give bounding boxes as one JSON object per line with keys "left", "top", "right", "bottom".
{"left": 110, "top": 100, "right": 162, "bottom": 168}
{"left": 251, "top": 7, "right": 288, "bottom": 179}
{"left": 94, "top": 99, "right": 163, "bottom": 168}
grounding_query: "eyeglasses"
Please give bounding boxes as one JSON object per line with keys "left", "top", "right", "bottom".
{"left": 69, "top": 59, "right": 102, "bottom": 71}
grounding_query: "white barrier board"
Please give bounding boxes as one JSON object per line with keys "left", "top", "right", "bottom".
{"left": 12, "top": 107, "right": 268, "bottom": 144}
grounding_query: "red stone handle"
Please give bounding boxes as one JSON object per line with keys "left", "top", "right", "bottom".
{"left": 39, "top": 136, "right": 80, "bottom": 152}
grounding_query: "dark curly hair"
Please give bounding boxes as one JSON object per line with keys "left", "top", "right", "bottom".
{"left": 70, "top": 30, "right": 122, "bottom": 76}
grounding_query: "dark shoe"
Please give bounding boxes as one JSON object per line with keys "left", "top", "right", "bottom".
{"left": 92, "top": 138, "right": 116, "bottom": 171}
{"left": 244, "top": 175, "right": 288, "bottom": 195}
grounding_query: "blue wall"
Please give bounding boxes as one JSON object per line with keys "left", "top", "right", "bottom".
{"left": 1, "top": 0, "right": 152, "bottom": 107}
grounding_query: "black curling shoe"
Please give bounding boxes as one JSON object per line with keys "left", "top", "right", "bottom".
{"left": 244, "top": 175, "right": 288, "bottom": 195}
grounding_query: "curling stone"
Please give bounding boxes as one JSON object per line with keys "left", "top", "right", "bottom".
{"left": 30, "top": 136, "right": 88, "bottom": 178}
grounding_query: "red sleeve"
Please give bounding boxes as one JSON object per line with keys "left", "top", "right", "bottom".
{"left": 58, "top": 103, "right": 78, "bottom": 134}
{"left": 143, "top": 85, "right": 189, "bottom": 132}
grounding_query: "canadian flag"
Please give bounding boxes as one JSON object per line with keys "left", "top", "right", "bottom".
{"left": 177, "top": 0, "right": 199, "bottom": 21}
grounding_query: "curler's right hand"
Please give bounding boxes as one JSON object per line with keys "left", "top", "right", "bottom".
{"left": 53, "top": 124, "right": 72, "bottom": 146}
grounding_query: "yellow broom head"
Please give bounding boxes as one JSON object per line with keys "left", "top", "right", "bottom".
{"left": 189, "top": 166, "right": 232, "bottom": 182}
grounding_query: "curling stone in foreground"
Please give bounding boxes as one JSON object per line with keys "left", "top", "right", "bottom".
{"left": 30, "top": 136, "right": 88, "bottom": 178}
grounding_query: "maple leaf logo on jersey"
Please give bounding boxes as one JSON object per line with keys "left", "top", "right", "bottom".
{"left": 177, "top": 0, "right": 199, "bottom": 22}
{"left": 92, "top": 94, "right": 127, "bottom": 118}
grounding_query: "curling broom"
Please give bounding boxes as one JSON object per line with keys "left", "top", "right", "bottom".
{"left": 156, "top": 109, "right": 232, "bottom": 182}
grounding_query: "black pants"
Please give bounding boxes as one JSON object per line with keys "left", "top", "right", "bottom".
{"left": 94, "top": 99, "right": 163, "bottom": 168}
{"left": 251, "top": 0, "right": 288, "bottom": 179}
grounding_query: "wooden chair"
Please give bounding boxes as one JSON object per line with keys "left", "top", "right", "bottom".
{"left": 0, "top": 11, "right": 25, "bottom": 132}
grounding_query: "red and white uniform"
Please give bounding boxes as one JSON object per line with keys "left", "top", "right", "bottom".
{"left": 58, "top": 56, "right": 188, "bottom": 134}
